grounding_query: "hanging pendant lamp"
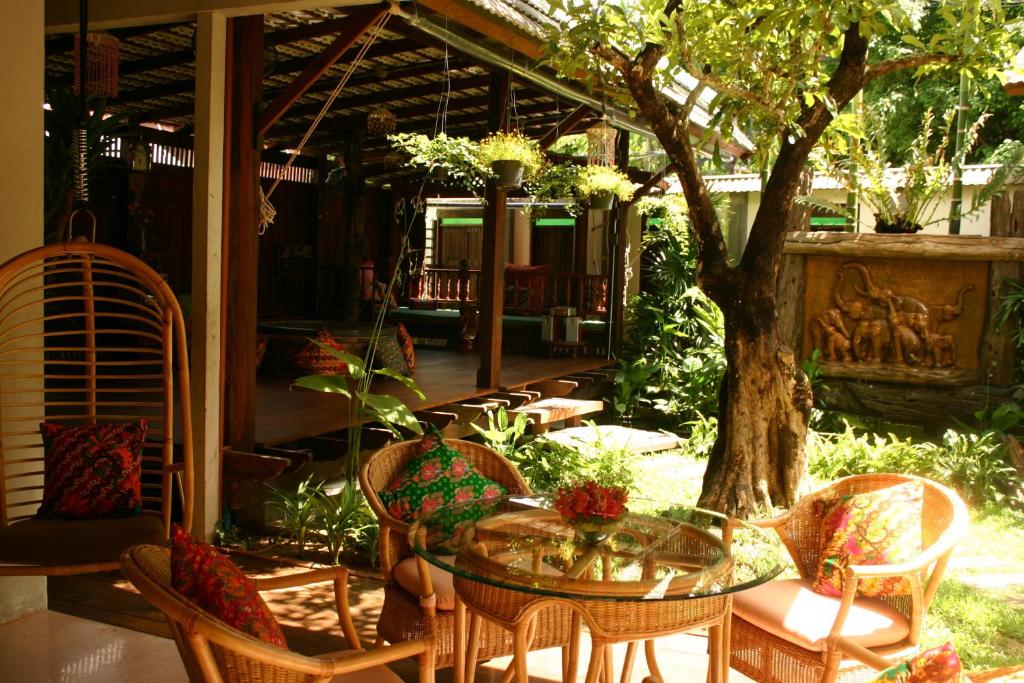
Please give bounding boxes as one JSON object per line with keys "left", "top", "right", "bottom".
{"left": 586, "top": 120, "right": 617, "bottom": 167}
{"left": 367, "top": 106, "right": 397, "bottom": 136}
{"left": 73, "top": 31, "right": 119, "bottom": 99}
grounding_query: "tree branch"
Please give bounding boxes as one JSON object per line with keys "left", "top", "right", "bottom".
{"left": 865, "top": 53, "right": 956, "bottom": 84}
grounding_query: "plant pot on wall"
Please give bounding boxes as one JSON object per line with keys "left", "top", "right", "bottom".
{"left": 589, "top": 190, "right": 615, "bottom": 211}
{"left": 874, "top": 215, "right": 924, "bottom": 233}
{"left": 491, "top": 160, "right": 524, "bottom": 189}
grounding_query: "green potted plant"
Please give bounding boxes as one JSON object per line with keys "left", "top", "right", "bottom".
{"left": 578, "top": 165, "right": 635, "bottom": 210}
{"left": 388, "top": 132, "right": 487, "bottom": 193}
{"left": 809, "top": 108, "right": 1024, "bottom": 233}
{"left": 475, "top": 131, "right": 544, "bottom": 189}
{"left": 524, "top": 162, "right": 584, "bottom": 214}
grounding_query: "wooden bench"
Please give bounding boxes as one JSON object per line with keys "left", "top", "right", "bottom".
{"left": 509, "top": 397, "right": 604, "bottom": 434}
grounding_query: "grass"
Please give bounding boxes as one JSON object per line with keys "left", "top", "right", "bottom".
{"left": 622, "top": 447, "right": 1024, "bottom": 671}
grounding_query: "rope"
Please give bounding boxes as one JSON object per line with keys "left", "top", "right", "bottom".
{"left": 259, "top": 9, "right": 392, "bottom": 235}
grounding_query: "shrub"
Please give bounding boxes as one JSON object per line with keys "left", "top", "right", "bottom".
{"left": 313, "top": 485, "right": 378, "bottom": 566}
{"left": 266, "top": 476, "right": 323, "bottom": 548}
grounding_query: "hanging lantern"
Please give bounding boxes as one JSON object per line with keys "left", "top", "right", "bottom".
{"left": 382, "top": 150, "right": 404, "bottom": 169}
{"left": 586, "top": 120, "right": 617, "bottom": 167}
{"left": 74, "top": 32, "right": 119, "bottom": 98}
{"left": 366, "top": 107, "right": 397, "bottom": 136}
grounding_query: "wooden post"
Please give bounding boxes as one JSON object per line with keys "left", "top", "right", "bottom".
{"left": 573, "top": 211, "right": 589, "bottom": 275}
{"left": 477, "top": 180, "right": 507, "bottom": 388}
{"left": 610, "top": 130, "right": 630, "bottom": 354}
{"left": 191, "top": 11, "right": 227, "bottom": 540}
{"left": 477, "top": 71, "right": 510, "bottom": 388}
{"left": 222, "top": 15, "right": 263, "bottom": 453}
{"left": 341, "top": 121, "right": 367, "bottom": 322}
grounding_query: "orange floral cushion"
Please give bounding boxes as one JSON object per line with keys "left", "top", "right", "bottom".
{"left": 170, "top": 525, "right": 288, "bottom": 649}
{"left": 293, "top": 329, "right": 348, "bottom": 376}
{"left": 868, "top": 642, "right": 965, "bottom": 682}
{"left": 395, "top": 323, "right": 416, "bottom": 374}
{"left": 813, "top": 480, "right": 923, "bottom": 597}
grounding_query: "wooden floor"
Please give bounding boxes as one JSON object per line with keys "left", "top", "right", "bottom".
{"left": 255, "top": 349, "right": 610, "bottom": 446}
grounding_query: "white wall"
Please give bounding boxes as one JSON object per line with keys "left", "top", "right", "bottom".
{"left": 0, "top": 0, "right": 47, "bottom": 623}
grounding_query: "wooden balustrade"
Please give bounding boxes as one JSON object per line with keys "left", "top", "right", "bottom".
{"left": 407, "top": 267, "right": 608, "bottom": 316}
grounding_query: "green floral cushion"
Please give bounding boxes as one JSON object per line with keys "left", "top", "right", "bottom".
{"left": 868, "top": 643, "right": 965, "bottom": 682}
{"left": 378, "top": 437, "right": 505, "bottom": 537}
{"left": 813, "top": 480, "right": 923, "bottom": 598}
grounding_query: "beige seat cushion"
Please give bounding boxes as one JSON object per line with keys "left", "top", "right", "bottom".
{"left": 0, "top": 514, "right": 166, "bottom": 566}
{"left": 321, "top": 650, "right": 404, "bottom": 683}
{"left": 732, "top": 578, "right": 910, "bottom": 652}
{"left": 393, "top": 555, "right": 457, "bottom": 611}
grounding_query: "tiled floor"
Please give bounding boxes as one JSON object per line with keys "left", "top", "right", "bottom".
{"left": 0, "top": 609, "right": 749, "bottom": 682}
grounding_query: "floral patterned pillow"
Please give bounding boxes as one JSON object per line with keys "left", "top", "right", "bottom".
{"left": 293, "top": 329, "right": 348, "bottom": 376}
{"left": 38, "top": 421, "right": 146, "bottom": 519}
{"left": 170, "top": 525, "right": 288, "bottom": 649}
{"left": 378, "top": 437, "right": 505, "bottom": 536}
{"left": 813, "top": 480, "right": 924, "bottom": 597}
{"left": 395, "top": 322, "right": 416, "bottom": 374}
{"left": 868, "top": 643, "right": 965, "bottom": 682}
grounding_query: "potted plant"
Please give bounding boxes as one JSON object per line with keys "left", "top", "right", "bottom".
{"left": 475, "top": 131, "right": 544, "bottom": 189}
{"left": 388, "top": 132, "right": 487, "bottom": 193}
{"left": 553, "top": 479, "right": 629, "bottom": 544}
{"left": 578, "top": 165, "right": 635, "bottom": 210}
{"left": 524, "top": 162, "right": 584, "bottom": 214}
{"left": 808, "top": 108, "right": 1024, "bottom": 233}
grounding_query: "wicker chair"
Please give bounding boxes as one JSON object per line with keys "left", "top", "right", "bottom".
{"left": 121, "top": 544, "right": 434, "bottom": 683}
{"left": 360, "top": 438, "right": 572, "bottom": 670}
{"left": 0, "top": 242, "right": 193, "bottom": 575}
{"left": 729, "top": 473, "right": 968, "bottom": 683}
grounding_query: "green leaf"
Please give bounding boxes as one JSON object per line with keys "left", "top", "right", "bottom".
{"left": 293, "top": 375, "right": 352, "bottom": 397}
{"left": 357, "top": 392, "right": 423, "bottom": 436}
{"left": 373, "top": 367, "right": 426, "bottom": 399}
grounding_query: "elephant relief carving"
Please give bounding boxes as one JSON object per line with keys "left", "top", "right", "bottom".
{"left": 811, "top": 261, "right": 973, "bottom": 368}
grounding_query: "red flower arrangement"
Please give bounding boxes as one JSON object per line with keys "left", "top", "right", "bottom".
{"left": 553, "top": 480, "right": 629, "bottom": 524}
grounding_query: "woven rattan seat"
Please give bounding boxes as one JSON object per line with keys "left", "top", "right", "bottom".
{"left": 360, "top": 438, "right": 572, "bottom": 670}
{"left": 120, "top": 544, "right": 434, "bottom": 683}
{"left": 729, "top": 473, "right": 968, "bottom": 683}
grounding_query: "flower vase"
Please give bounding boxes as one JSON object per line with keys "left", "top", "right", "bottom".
{"left": 566, "top": 514, "right": 625, "bottom": 545}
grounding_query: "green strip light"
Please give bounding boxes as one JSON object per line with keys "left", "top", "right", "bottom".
{"left": 810, "top": 217, "right": 847, "bottom": 226}
{"left": 440, "top": 217, "right": 483, "bottom": 226}
{"left": 534, "top": 217, "right": 577, "bottom": 227}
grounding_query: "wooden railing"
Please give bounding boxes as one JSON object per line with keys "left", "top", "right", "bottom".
{"left": 407, "top": 267, "right": 608, "bottom": 317}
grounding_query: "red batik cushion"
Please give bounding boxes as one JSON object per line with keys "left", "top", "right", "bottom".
{"left": 293, "top": 329, "right": 348, "bottom": 376}
{"left": 38, "top": 421, "right": 146, "bottom": 519}
{"left": 395, "top": 323, "right": 416, "bottom": 374}
{"left": 813, "top": 480, "right": 924, "bottom": 598}
{"left": 867, "top": 642, "right": 965, "bottom": 682}
{"left": 170, "top": 525, "right": 288, "bottom": 649}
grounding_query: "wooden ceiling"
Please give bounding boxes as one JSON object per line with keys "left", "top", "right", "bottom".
{"left": 44, "top": 3, "right": 611, "bottom": 184}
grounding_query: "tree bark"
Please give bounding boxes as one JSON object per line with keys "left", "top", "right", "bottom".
{"left": 698, "top": 290, "right": 813, "bottom": 516}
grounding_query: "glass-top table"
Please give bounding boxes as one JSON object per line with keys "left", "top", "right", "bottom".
{"left": 409, "top": 494, "right": 786, "bottom": 683}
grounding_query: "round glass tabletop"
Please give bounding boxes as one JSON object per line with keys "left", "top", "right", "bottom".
{"left": 410, "top": 494, "right": 786, "bottom": 602}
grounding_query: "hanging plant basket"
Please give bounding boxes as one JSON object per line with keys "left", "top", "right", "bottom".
{"left": 491, "top": 160, "right": 524, "bottom": 189}
{"left": 589, "top": 190, "right": 615, "bottom": 211}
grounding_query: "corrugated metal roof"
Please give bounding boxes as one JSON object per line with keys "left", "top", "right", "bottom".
{"left": 667, "top": 166, "right": 1023, "bottom": 194}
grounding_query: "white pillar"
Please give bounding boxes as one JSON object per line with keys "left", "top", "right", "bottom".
{"left": 190, "top": 11, "right": 227, "bottom": 541}
{"left": 512, "top": 209, "right": 531, "bottom": 265}
{"left": 0, "top": 0, "right": 47, "bottom": 622}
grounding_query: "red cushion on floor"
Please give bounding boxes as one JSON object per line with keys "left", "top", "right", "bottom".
{"left": 732, "top": 578, "right": 910, "bottom": 652}
{"left": 170, "top": 525, "right": 288, "bottom": 649}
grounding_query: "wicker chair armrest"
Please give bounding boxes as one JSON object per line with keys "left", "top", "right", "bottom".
{"left": 317, "top": 638, "right": 434, "bottom": 677}
{"left": 252, "top": 566, "right": 348, "bottom": 591}
{"left": 732, "top": 510, "right": 793, "bottom": 531}
{"left": 254, "top": 565, "right": 362, "bottom": 650}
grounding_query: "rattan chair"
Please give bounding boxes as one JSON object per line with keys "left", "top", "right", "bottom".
{"left": 121, "top": 544, "right": 434, "bottom": 683}
{"left": 360, "top": 438, "right": 572, "bottom": 670}
{"left": 729, "top": 473, "right": 968, "bottom": 683}
{"left": 0, "top": 242, "right": 193, "bottom": 575}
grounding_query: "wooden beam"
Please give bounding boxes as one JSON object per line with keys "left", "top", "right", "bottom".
{"left": 477, "top": 180, "right": 507, "bottom": 388}
{"left": 610, "top": 129, "right": 630, "bottom": 355}
{"left": 487, "top": 71, "right": 511, "bottom": 134}
{"left": 257, "top": 5, "right": 387, "bottom": 135}
{"left": 190, "top": 11, "right": 227, "bottom": 541}
{"left": 222, "top": 14, "right": 263, "bottom": 453}
{"left": 538, "top": 104, "right": 590, "bottom": 150}
{"left": 414, "top": 0, "right": 546, "bottom": 60}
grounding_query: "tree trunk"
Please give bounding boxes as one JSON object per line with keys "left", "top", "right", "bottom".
{"left": 698, "top": 292, "right": 813, "bottom": 517}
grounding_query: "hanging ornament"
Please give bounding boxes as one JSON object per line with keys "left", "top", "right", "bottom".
{"left": 366, "top": 107, "right": 397, "bottom": 136}
{"left": 73, "top": 32, "right": 119, "bottom": 98}
{"left": 586, "top": 120, "right": 617, "bottom": 167}
{"left": 382, "top": 150, "right": 404, "bottom": 169}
